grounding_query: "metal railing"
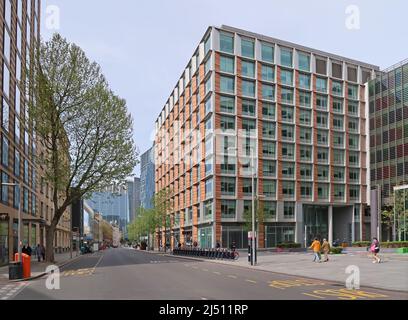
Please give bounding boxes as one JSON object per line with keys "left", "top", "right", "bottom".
{"left": 172, "top": 247, "right": 239, "bottom": 260}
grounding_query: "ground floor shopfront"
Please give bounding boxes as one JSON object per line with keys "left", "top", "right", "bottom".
{"left": 164, "top": 203, "right": 370, "bottom": 250}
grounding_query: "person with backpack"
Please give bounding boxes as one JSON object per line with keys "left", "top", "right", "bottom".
{"left": 370, "top": 237, "right": 381, "bottom": 263}
{"left": 309, "top": 237, "right": 321, "bottom": 263}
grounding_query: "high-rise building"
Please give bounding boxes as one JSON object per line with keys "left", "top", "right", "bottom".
{"left": 127, "top": 177, "right": 140, "bottom": 222}
{"left": 154, "top": 25, "right": 379, "bottom": 249}
{"left": 140, "top": 146, "right": 155, "bottom": 209}
{"left": 368, "top": 59, "right": 408, "bottom": 241}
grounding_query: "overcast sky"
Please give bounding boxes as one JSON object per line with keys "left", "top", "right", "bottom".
{"left": 41, "top": 0, "right": 407, "bottom": 175}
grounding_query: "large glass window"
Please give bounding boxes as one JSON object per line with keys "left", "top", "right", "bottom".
{"left": 298, "top": 52, "right": 310, "bottom": 71}
{"left": 242, "top": 99, "right": 255, "bottom": 116}
{"left": 333, "top": 99, "right": 343, "bottom": 113}
{"left": 348, "top": 84, "right": 358, "bottom": 100}
{"left": 2, "top": 135, "right": 9, "bottom": 167}
{"left": 299, "top": 73, "right": 311, "bottom": 90}
{"left": 221, "top": 177, "right": 236, "bottom": 196}
{"left": 281, "top": 88, "right": 293, "bottom": 104}
{"left": 300, "top": 145, "right": 312, "bottom": 162}
{"left": 242, "top": 178, "right": 253, "bottom": 195}
{"left": 220, "top": 33, "right": 234, "bottom": 53}
{"left": 316, "top": 112, "right": 328, "bottom": 128}
{"left": 14, "top": 149, "right": 20, "bottom": 177}
{"left": 317, "top": 166, "right": 329, "bottom": 181}
{"left": 263, "top": 160, "right": 276, "bottom": 177}
{"left": 334, "top": 184, "right": 345, "bottom": 201}
{"left": 332, "top": 81, "right": 343, "bottom": 96}
{"left": 348, "top": 119, "right": 359, "bottom": 133}
{"left": 262, "top": 121, "right": 275, "bottom": 139}
{"left": 280, "top": 69, "right": 293, "bottom": 86}
{"left": 300, "top": 164, "right": 313, "bottom": 180}
{"left": 241, "top": 39, "right": 254, "bottom": 58}
{"left": 280, "top": 47, "right": 293, "bottom": 67}
{"left": 282, "top": 183, "right": 295, "bottom": 200}
{"left": 1, "top": 172, "right": 8, "bottom": 204}
{"left": 281, "top": 106, "right": 294, "bottom": 122}
{"left": 299, "top": 109, "right": 311, "bottom": 125}
{"left": 263, "top": 201, "right": 276, "bottom": 219}
{"left": 333, "top": 132, "right": 344, "bottom": 148}
{"left": 316, "top": 77, "right": 327, "bottom": 93}
{"left": 221, "top": 200, "right": 236, "bottom": 219}
{"left": 299, "top": 127, "right": 312, "bottom": 143}
{"left": 281, "top": 162, "right": 295, "bottom": 178}
{"left": 220, "top": 76, "right": 234, "bottom": 94}
{"left": 281, "top": 124, "right": 294, "bottom": 141}
{"left": 241, "top": 60, "right": 255, "bottom": 78}
{"left": 261, "top": 43, "right": 274, "bottom": 62}
{"left": 2, "top": 99, "right": 9, "bottom": 132}
{"left": 242, "top": 80, "right": 255, "bottom": 97}
{"left": 299, "top": 91, "right": 311, "bottom": 107}
{"left": 262, "top": 141, "right": 276, "bottom": 158}
{"left": 220, "top": 55, "right": 234, "bottom": 73}
{"left": 261, "top": 65, "right": 274, "bottom": 82}
{"left": 317, "top": 131, "right": 328, "bottom": 146}
{"left": 242, "top": 118, "right": 256, "bottom": 133}
{"left": 317, "top": 147, "right": 329, "bottom": 163}
{"left": 318, "top": 184, "right": 329, "bottom": 199}
{"left": 333, "top": 167, "right": 345, "bottom": 182}
{"left": 3, "top": 62, "right": 10, "bottom": 98}
{"left": 263, "top": 180, "right": 276, "bottom": 197}
{"left": 220, "top": 115, "right": 235, "bottom": 131}
{"left": 300, "top": 183, "right": 313, "bottom": 199}
{"left": 349, "top": 152, "right": 359, "bottom": 166}
{"left": 333, "top": 150, "right": 345, "bottom": 165}
{"left": 349, "top": 135, "right": 359, "bottom": 150}
{"left": 333, "top": 116, "right": 344, "bottom": 130}
{"left": 220, "top": 95, "right": 235, "bottom": 114}
{"left": 221, "top": 156, "right": 235, "bottom": 174}
{"left": 262, "top": 102, "right": 275, "bottom": 120}
{"left": 281, "top": 144, "right": 294, "bottom": 160}
{"left": 205, "top": 178, "right": 213, "bottom": 198}
{"left": 262, "top": 84, "right": 275, "bottom": 101}
{"left": 316, "top": 95, "right": 328, "bottom": 110}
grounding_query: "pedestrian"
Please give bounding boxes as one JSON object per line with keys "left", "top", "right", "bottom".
{"left": 230, "top": 241, "right": 236, "bottom": 251}
{"left": 309, "top": 237, "right": 321, "bottom": 263}
{"left": 321, "top": 238, "right": 330, "bottom": 262}
{"left": 370, "top": 237, "right": 381, "bottom": 263}
{"left": 36, "top": 244, "right": 41, "bottom": 262}
{"left": 22, "top": 245, "right": 27, "bottom": 255}
{"left": 26, "top": 245, "right": 32, "bottom": 256}
{"left": 216, "top": 242, "right": 221, "bottom": 249}
{"left": 41, "top": 245, "right": 46, "bottom": 261}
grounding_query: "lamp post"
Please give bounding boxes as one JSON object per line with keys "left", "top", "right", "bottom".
{"left": 2, "top": 182, "right": 22, "bottom": 262}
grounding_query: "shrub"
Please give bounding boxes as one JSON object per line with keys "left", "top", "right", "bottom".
{"left": 330, "top": 247, "right": 343, "bottom": 254}
{"left": 381, "top": 241, "right": 408, "bottom": 248}
{"left": 277, "top": 242, "right": 301, "bottom": 249}
{"left": 352, "top": 241, "right": 370, "bottom": 247}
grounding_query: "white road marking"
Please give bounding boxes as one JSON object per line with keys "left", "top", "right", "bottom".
{"left": 245, "top": 279, "right": 257, "bottom": 284}
{"left": 213, "top": 271, "right": 221, "bottom": 275}
{"left": 227, "top": 275, "right": 237, "bottom": 279}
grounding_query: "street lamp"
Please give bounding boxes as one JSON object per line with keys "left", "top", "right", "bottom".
{"left": 2, "top": 182, "right": 22, "bottom": 262}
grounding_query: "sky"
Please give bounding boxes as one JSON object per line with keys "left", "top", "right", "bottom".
{"left": 41, "top": 0, "right": 408, "bottom": 175}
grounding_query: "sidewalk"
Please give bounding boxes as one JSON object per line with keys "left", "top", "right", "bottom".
{"left": 0, "top": 251, "right": 81, "bottom": 282}
{"left": 168, "top": 250, "right": 408, "bottom": 292}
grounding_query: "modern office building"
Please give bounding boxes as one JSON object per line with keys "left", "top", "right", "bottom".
{"left": 368, "top": 59, "right": 408, "bottom": 241}
{"left": 127, "top": 177, "right": 140, "bottom": 222}
{"left": 140, "top": 146, "right": 155, "bottom": 209}
{"left": 154, "top": 25, "right": 380, "bottom": 249}
{"left": 88, "top": 184, "right": 129, "bottom": 236}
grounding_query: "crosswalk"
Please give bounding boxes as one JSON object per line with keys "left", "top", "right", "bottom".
{"left": 0, "top": 282, "right": 28, "bottom": 300}
{"left": 61, "top": 268, "right": 95, "bottom": 277}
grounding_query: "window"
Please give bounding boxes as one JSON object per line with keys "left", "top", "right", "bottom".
{"left": 242, "top": 178, "right": 253, "bottom": 195}
{"left": 205, "top": 77, "right": 212, "bottom": 95}
{"left": 3, "top": 62, "right": 10, "bottom": 98}
{"left": 24, "top": 159, "right": 29, "bottom": 184}
{"left": 349, "top": 152, "right": 359, "bottom": 166}
{"left": 350, "top": 186, "right": 360, "bottom": 200}
{"left": 205, "top": 178, "right": 213, "bottom": 198}
{"left": 220, "top": 55, "right": 234, "bottom": 73}
{"left": 300, "top": 183, "right": 313, "bottom": 199}
{"left": 300, "top": 164, "right": 313, "bottom": 180}
{"left": 333, "top": 99, "right": 343, "bottom": 113}
{"left": 220, "top": 33, "right": 234, "bottom": 53}
{"left": 280, "top": 47, "right": 293, "bottom": 67}
{"left": 282, "top": 182, "right": 295, "bottom": 199}
{"left": 2, "top": 99, "right": 9, "bottom": 131}
{"left": 262, "top": 121, "right": 275, "bottom": 139}
{"left": 298, "top": 52, "right": 310, "bottom": 71}
{"left": 317, "top": 184, "right": 329, "bottom": 199}
{"left": 204, "top": 35, "right": 211, "bottom": 55}
{"left": 316, "top": 58, "right": 327, "bottom": 75}
{"left": 281, "top": 144, "right": 294, "bottom": 160}
{"left": 261, "top": 43, "right": 274, "bottom": 62}
{"left": 348, "top": 84, "right": 358, "bottom": 100}
{"left": 281, "top": 106, "right": 294, "bottom": 122}
{"left": 221, "top": 200, "right": 236, "bottom": 219}
{"left": 317, "top": 131, "right": 328, "bottom": 146}
{"left": 220, "top": 116, "right": 235, "bottom": 131}
{"left": 262, "top": 141, "right": 275, "bottom": 158}
{"left": 242, "top": 80, "right": 255, "bottom": 97}
{"left": 317, "top": 166, "right": 329, "bottom": 181}
{"left": 205, "top": 137, "right": 213, "bottom": 156}
{"left": 23, "top": 188, "right": 28, "bottom": 212}
{"left": 2, "top": 135, "right": 9, "bottom": 167}
{"left": 349, "top": 169, "right": 360, "bottom": 182}
{"left": 281, "top": 124, "right": 294, "bottom": 141}
{"left": 299, "top": 109, "right": 311, "bottom": 125}
{"left": 204, "top": 200, "right": 213, "bottom": 219}
{"left": 333, "top": 150, "right": 345, "bottom": 165}
{"left": 316, "top": 112, "right": 328, "bottom": 128}
{"left": 205, "top": 96, "right": 212, "bottom": 114}
{"left": 349, "top": 135, "right": 359, "bottom": 150}
{"left": 220, "top": 76, "right": 234, "bottom": 93}
{"left": 241, "top": 39, "right": 254, "bottom": 58}
{"left": 299, "top": 128, "right": 312, "bottom": 143}
{"left": 316, "top": 95, "right": 328, "bottom": 110}
{"left": 333, "top": 116, "right": 344, "bottom": 130}
{"left": 281, "top": 88, "right": 293, "bottom": 104}
{"left": 333, "top": 132, "right": 344, "bottom": 148}
{"left": 334, "top": 184, "right": 345, "bottom": 200}
{"left": 262, "top": 84, "right": 275, "bottom": 100}
{"left": 299, "top": 91, "right": 311, "bottom": 107}
{"left": 316, "top": 77, "right": 327, "bottom": 93}
{"left": 14, "top": 150, "right": 20, "bottom": 177}
{"left": 205, "top": 56, "right": 211, "bottom": 75}
{"left": 205, "top": 158, "right": 213, "bottom": 175}
{"left": 241, "top": 60, "right": 255, "bottom": 78}
{"left": 300, "top": 146, "right": 312, "bottom": 161}
{"left": 220, "top": 95, "right": 235, "bottom": 113}
{"left": 242, "top": 118, "right": 256, "bottom": 133}
{"left": 299, "top": 73, "right": 311, "bottom": 90}
{"left": 1, "top": 172, "right": 8, "bottom": 204}
{"left": 280, "top": 69, "right": 293, "bottom": 86}
{"left": 282, "top": 162, "right": 295, "bottom": 178}
{"left": 242, "top": 99, "right": 255, "bottom": 116}
{"left": 221, "top": 177, "right": 235, "bottom": 196}
{"left": 261, "top": 65, "right": 274, "bottom": 82}
{"left": 263, "top": 160, "right": 276, "bottom": 177}
{"left": 332, "top": 81, "right": 343, "bottom": 96}
{"left": 333, "top": 167, "right": 345, "bottom": 182}
{"left": 263, "top": 201, "right": 276, "bottom": 219}
{"left": 348, "top": 101, "right": 358, "bottom": 116}
{"left": 263, "top": 180, "right": 276, "bottom": 197}
{"left": 221, "top": 156, "right": 235, "bottom": 174}
{"left": 205, "top": 117, "right": 212, "bottom": 134}
{"left": 262, "top": 102, "right": 275, "bottom": 119}
{"left": 317, "top": 148, "right": 328, "bottom": 163}
{"left": 348, "top": 119, "right": 359, "bottom": 133}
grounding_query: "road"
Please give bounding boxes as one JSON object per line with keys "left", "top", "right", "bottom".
{"left": 2, "top": 248, "right": 406, "bottom": 300}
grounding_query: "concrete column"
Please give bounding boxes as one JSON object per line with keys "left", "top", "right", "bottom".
{"left": 351, "top": 205, "right": 355, "bottom": 243}
{"left": 328, "top": 205, "right": 333, "bottom": 245}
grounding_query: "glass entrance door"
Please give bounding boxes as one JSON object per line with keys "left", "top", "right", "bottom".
{"left": 303, "top": 205, "right": 328, "bottom": 245}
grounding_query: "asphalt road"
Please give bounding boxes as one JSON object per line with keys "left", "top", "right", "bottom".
{"left": 5, "top": 248, "right": 407, "bottom": 300}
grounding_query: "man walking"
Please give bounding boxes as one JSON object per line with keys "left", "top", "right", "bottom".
{"left": 309, "top": 237, "right": 321, "bottom": 263}
{"left": 322, "top": 238, "right": 330, "bottom": 262}
{"left": 36, "top": 244, "right": 41, "bottom": 262}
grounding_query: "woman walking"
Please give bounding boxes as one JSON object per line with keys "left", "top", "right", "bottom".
{"left": 370, "top": 237, "right": 381, "bottom": 263}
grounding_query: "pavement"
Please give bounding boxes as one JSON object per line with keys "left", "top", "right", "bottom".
{"left": 166, "top": 249, "right": 408, "bottom": 292}
{"left": 1, "top": 247, "right": 406, "bottom": 300}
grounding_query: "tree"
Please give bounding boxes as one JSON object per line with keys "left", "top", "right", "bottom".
{"left": 243, "top": 200, "right": 264, "bottom": 234}
{"left": 152, "top": 188, "right": 173, "bottom": 251}
{"left": 28, "top": 34, "right": 138, "bottom": 262}
{"left": 382, "top": 190, "right": 408, "bottom": 241}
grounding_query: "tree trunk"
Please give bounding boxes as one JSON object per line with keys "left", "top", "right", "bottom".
{"left": 45, "top": 224, "right": 56, "bottom": 263}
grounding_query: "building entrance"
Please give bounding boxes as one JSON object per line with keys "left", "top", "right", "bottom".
{"left": 303, "top": 205, "right": 328, "bottom": 245}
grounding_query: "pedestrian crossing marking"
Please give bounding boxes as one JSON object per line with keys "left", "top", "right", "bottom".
{"left": 303, "top": 289, "right": 389, "bottom": 300}
{"left": 269, "top": 278, "right": 326, "bottom": 290}
{"left": 62, "top": 268, "right": 95, "bottom": 277}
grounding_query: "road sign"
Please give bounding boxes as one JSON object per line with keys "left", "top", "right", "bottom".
{"left": 248, "top": 231, "right": 257, "bottom": 239}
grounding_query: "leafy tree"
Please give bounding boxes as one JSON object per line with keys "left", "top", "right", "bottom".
{"left": 243, "top": 200, "right": 264, "bottom": 234}
{"left": 28, "top": 34, "right": 138, "bottom": 262}
{"left": 152, "top": 188, "right": 173, "bottom": 251}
